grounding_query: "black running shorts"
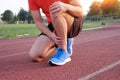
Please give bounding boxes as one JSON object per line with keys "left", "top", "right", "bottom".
{"left": 39, "top": 17, "right": 83, "bottom": 38}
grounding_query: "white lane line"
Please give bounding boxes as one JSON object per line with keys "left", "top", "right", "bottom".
{"left": 83, "top": 27, "right": 103, "bottom": 31}
{"left": 78, "top": 60, "right": 120, "bottom": 80}
{"left": 0, "top": 51, "right": 28, "bottom": 59}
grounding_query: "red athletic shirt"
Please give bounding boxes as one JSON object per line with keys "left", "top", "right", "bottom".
{"left": 28, "top": 0, "right": 69, "bottom": 23}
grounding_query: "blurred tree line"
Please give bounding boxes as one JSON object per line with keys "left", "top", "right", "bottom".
{"left": 1, "top": 8, "right": 33, "bottom": 24}
{"left": 86, "top": 0, "right": 120, "bottom": 21}
{"left": 1, "top": 0, "right": 120, "bottom": 23}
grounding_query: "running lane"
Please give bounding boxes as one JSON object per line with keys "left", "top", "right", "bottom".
{"left": 0, "top": 23, "right": 120, "bottom": 80}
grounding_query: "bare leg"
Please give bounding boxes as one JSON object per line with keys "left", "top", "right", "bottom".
{"left": 29, "top": 35, "right": 55, "bottom": 62}
{"left": 51, "top": 13, "right": 74, "bottom": 52}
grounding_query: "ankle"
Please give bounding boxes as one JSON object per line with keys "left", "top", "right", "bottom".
{"left": 60, "top": 47, "right": 67, "bottom": 53}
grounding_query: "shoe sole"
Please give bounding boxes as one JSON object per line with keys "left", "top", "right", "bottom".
{"left": 49, "top": 58, "right": 71, "bottom": 66}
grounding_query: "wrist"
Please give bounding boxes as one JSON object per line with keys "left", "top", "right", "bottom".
{"left": 64, "top": 3, "right": 69, "bottom": 12}
{"left": 65, "top": 4, "right": 72, "bottom": 12}
{"left": 48, "top": 32, "right": 53, "bottom": 39}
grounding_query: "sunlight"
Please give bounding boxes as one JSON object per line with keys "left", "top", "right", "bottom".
{"left": 80, "top": 0, "right": 103, "bottom": 15}
{"left": 94, "top": 0, "right": 103, "bottom": 2}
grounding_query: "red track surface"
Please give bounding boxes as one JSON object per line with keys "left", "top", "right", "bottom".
{"left": 0, "top": 23, "right": 120, "bottom": 80}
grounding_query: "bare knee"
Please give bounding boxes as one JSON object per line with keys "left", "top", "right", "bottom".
{"left": 29, "top": 49, "right": 47, "bottom": 61}
{"left": 50, "top": 12, "right": 66, "bottom": 21}
{"left": 29, "top": 50, "right": 37, "bottom": 59}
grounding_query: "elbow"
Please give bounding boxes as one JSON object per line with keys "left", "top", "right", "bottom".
{"left": 74, "top": 7, "right": 83, "bottom": 18}
{"left": 76, "top": 12, "right": 83, "bottom": 18}
{"left": 73, "top": 12, "right": 83, "bottom": 18}
{"left": 79, "top": 8, "right": 84, "bottom": 18}
{"left": 81, "top": 12, "right": 84, "bottom": 18}
{"left": 78, "top": 12, "right": 83, "bottom": 18}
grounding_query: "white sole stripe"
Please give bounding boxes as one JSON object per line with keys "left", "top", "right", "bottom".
{"left": 78, "top": 60, "right": 120, "bottom": 80}
{"left": 50, "top": 58, "right": 71, "bottom": 66}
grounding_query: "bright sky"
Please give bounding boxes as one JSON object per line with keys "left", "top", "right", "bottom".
{"left": 0, "top": 0, "right": 103, "bottom": 16}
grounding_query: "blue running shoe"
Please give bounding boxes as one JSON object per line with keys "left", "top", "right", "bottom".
{"left": 49, "top": 48, "right": 71, "bottom": 66}
{"left": 67, "top": 38, "right": 74, "bottom": 56}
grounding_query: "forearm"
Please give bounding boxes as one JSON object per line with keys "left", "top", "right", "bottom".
{"left": 65, "top": 4, "right": 83, "bottom": 18}
{"left": 35, "top": 21, "right": 53, "bottom": 38}
{"left": 49, "top": 1, "right": 83, "bottom": 18}
{"left": 31, "top": 10, "right": 53, "bottom": 38}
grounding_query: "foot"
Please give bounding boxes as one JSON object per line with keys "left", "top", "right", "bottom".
{"left": 49, "top": 48, "right": 71, "bottom": 66}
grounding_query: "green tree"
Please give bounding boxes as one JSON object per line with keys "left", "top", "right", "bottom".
{"left": 26, "top": 10, "right": 33, "bottom": 23}
{"left": 1, "top": 10, "right": 14, "bottom": 23}
{"left": 87, "top": 1, "right": 102, "bottom": 16}
{"left": 17, "top": 8, "right": 27, "bottom": 23}
{"left": 13, "top": 14, "right": 19, "bottom": 23}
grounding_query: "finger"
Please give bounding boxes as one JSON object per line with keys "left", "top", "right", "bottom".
{"left": 56, "top": 38, "right": 62, "bottom": 41}
{"left": 57, "top": 42, "right": 63, "bottom": 47}
{"left": 57, "top": 40, "right": 64, "bottom": 45}
{"left": 49, "top": 4, "right": 59, "bottom": 12}
{"left": 52, "top": 32, "right": 63, "bottom": 40}
{"left": 56, "top": 36, "right": 63, "bottom": 40}
{"left": 50, "top": 8, "right": 61, "bottom": 15}
{"left": 58, "top": 42, "right": 64, "bottom": 46}
{"left": 53, "top": 11, "right": 62, "bottom": 17}
{"left": 49, "top": 1, "right": 59, "bottom": 8}
{"left": 56, "top": 38, "right": 63, "bottom": 42}
{"left": 57, "top": 41, "right": 64, "bottom": 45}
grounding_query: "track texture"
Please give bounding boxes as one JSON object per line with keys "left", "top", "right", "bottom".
{"left": 0, "top": 23, "right": 120, "bottom": 80}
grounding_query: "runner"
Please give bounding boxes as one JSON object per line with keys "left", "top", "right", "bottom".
{"left": 28, "top": 0, "right": 83, "bottom": 65}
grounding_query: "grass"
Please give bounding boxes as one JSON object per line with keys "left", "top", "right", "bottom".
{"left": 0, "top": 23, "right": 105, "bottom": 39}
{"left": 0, "top": 24, "right": 40, "bottom": 38}
{"left": 83, "top": 23, "right": 104, "bottom": 29}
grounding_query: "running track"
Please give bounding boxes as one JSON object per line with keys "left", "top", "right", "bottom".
{"left": 0, "top": 23, "right": 120, "bottom": 80}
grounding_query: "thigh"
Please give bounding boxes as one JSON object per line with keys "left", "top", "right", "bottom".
{"left": 29, "top": 35, "right": 55, "bottom": 58}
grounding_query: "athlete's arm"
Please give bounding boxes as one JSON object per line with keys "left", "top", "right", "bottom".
{"left": 31, "top": 10, "right": 63, "bottom": 45}
{"left": 67, "top": 0, "right": 83, "bottom": 17}
{"left": 49, "top": 0, "right": 83, "bottom": 18}
{"left": 31, "top": 10, "right": 53, "bottom": 37}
